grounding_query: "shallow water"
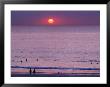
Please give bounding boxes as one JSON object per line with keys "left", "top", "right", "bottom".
{"left": 11, "top": 26, "right": 100, "bottom": 77}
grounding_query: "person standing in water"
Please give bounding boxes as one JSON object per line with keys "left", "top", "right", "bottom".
{"left": 20, "top": 60, "right": 23, "bottom": 63}
{"left": 36, "top": 59, "right": 38, "bottom": 62}
{"left": 33, "top": 68, "right": 36, "bottom": 74}
{"left": 26, "top": 58, "right": 27, "bottom": 62}
{"left": 29, "top": 68, "right": 32, "bottom": 75}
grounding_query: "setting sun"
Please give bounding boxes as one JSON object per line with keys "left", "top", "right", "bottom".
{"left": 48, "top": 18, "right": 54, "bottom": 24}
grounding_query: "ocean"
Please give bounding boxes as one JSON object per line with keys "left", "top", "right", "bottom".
{"left": 11, "top": 26, "right": 100, "bottom": 77}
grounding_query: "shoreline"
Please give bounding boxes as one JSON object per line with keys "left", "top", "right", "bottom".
{"left": 11, "top": 73, "right": 100, "bottom": 77}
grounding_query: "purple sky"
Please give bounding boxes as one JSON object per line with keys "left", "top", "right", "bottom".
{"left": 11, "top": 11, "right": 100, "bottom": 26}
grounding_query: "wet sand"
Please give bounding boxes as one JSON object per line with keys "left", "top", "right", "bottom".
{"left": 11, "top": 73, "right": 100, "bottom": 77}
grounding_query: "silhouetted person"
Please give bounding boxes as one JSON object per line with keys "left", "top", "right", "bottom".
{"left": 54, "top": 59, "right": 56, "bottom": 61}
{"left": 21, "top": 51, "right": 23, "bottom": 53}
{"left": 20, "top": 60, "right": 23, "bottom": 63}
{"left": 36, "top": 59, "right": 38, "bottom": 62}
{"left": 58, "top": 72, "right": 60, "bottom": 74}
{"left": 33, "top": 68, "right": 36, "bottom": 74}
{"left": 29, "top": 68, "right": 32, "bottom": 75}
{"left": 96, "top": 62, "right": 99, "bottom": 64}
{"left": 26, "top": 59, "right": 27, "bottom": 62}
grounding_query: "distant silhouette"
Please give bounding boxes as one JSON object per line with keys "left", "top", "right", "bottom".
{"left": 54, "top": 59, "right": 57, "bottom": 61}
{"left": 36, "top": 59, "right": 38, "bottom": 61}
{"left": 12, "top": 60, "right": 15, "bottom": 62}
{"left": 26, "top": 59, "right": 27, "bottom": 62}
{"left": 20, "top": 60, "right": 23, "bottom": 63}
{"left": 20, "top": 51, "right": 23, "bottom": 53}
{"left": 33, "top": 68, "right": 36, "bottom": 74}
{"left": 29, "top": 68, "right": 32, "bottom": 75}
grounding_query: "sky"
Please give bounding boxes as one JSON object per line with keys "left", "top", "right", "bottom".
{"left": 11, "top": 11, "right": 100, "bottom": 26}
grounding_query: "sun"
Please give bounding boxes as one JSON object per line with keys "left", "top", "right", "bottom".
{"left": 48, "top": 18, "right": 54, "bottom": 24}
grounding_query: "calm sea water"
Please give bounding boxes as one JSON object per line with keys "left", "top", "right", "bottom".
{"left": 11, "top": 26, "right": 100, "bottom": 77}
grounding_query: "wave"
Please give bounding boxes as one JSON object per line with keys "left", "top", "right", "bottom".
{"left": 11, "top": 66, "right": 100, "bottom": 70}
